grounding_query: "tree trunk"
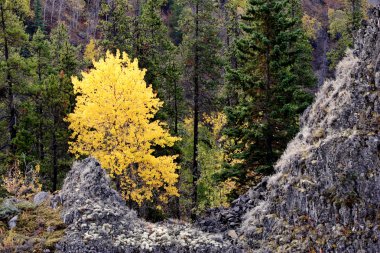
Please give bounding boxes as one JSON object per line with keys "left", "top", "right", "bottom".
{"left": 264, "top": 45, "right": 274, "bottom": 166}
{"left": 52, "top": 113, "right": 58, "bottom": 191}
{"left": 37, "top": 50, "right": 44, "bottom": 160}
{"left": 191, "top": 0, "right": 200, "bottom": 222}
{"left": 51, "top": 0, "right": 56, "bottom": 24}
{"left": 174, "top": 80, "right": 178, "bottom": 134}
{"left": 58, "top": 0, "right": 63, "bottom": 22}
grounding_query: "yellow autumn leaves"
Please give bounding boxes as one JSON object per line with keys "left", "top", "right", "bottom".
{"left": 66, "top": 51, "right": 180, "bottom": 205}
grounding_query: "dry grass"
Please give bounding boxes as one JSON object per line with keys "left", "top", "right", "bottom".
{"left": 0, "top": 201, "right": 66, "bottom": 252}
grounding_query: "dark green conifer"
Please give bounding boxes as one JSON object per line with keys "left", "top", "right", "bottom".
{"left": 222, "top": 0, "right": 315, "bottom": 196}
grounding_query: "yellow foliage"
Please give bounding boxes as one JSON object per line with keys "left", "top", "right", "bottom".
{"left": 84, "top": 38, "right": 99, "bottom": 62}
{"left": 203, "top": 112, "right": 227, "bottom": 140}
{"left": 302, "top": 14, "right": 321, "bottom": 40}
{"left": 66, "top": 50, "right": 180, "bottom": 205}
{"left": 2, "top": 161, "right": 42, "bottom": 200}
{"left": 181, "top": 115, "right": 232, "bottom": 211}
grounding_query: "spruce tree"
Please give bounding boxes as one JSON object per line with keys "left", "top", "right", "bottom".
{"left": 222, "top": 0, "right": 315, "bottom": 196}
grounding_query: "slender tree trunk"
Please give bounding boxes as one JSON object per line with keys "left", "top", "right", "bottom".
{"left": 264, "top": 45, "right": 274, "bottom": 166}
{"left": 58, "top": 0, "right": 63, "bottom": 22}
{"left": 52, "top": 113, "right": 58, "bottom": 191}
{"left": 174, "top": 80, "right": 178, "bottom": 135}
{"left": 191, "top": 0, "right": 200, "bottom": 222}
{"left": 37, "top": 51, "right": 44, "bottom": 160}
{"left": 51, "top": 0, "right": 56, "bottom": 23}
{"left": 43, "top": 0, "right": 47, "bottom": 22}
{"left": 1, "top": 5, "right": 16, "bottom": 154}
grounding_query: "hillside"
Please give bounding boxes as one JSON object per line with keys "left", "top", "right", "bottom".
{"left": 0, "top": 1, "right": 378, "bottom": 252}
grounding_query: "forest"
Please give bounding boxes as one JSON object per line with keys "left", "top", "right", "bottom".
{"left": 0, "top": 0, "right": 372, "bottom": 229}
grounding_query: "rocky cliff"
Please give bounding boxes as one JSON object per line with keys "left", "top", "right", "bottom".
{"left": 56, "top": 7, "right": 379, "bottom": 253}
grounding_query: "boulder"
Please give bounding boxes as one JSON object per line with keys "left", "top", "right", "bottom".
{"left": 33, "top": 191, "right": 50, "bottom": 206}
{"left": 0, "top": 199, "right": 20, "bottom": 221}
{"left": 8, "top": 215, "right": 18, "bottom": 229}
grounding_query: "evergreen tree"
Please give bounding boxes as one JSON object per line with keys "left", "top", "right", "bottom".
{"left": 13, "top": 29, "right": 51, "bottom": 164}
{"left": 0, "top": 0, "right": 30, "bottom": 157}
{"left": 46, "top": 23, "right": 79, "bottom": 191}
{"left": 138, "top": 0, "right": 174, "bottom": 86}
{"left": 222, "top": 0, "right": 315, "bottom": 197}
{"left": 137, "top": 0, "right": 182, "bottom": 126}
{"left": 178, "top": 0, "right": 223, "bottom": 220}
{"left": 346, "top": 0, "right": 368, "bottom": 35}
{"left": 13, "top": 24, "right": 78, "bottom": 191}
{"left": 33, "top": 0, "right": 44, "bottom": 31}
{"left": 223, "top": 0, "right": 246, "bottom": 107}
{"left": 97, "top": 0, "right": 133, "bottom": 54}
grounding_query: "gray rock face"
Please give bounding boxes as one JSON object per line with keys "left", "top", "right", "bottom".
{"left": 56, "top": 158, "right": 240, "bottom": 253}
{"left": 236, "top": 8, "right": 380, "bottom": 253}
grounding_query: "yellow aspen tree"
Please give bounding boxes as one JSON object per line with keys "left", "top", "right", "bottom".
{"left": 66, "top": 50, "right": 180, "bottom": 205}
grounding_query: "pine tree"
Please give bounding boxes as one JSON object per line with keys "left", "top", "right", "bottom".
{"left": 33, "top": 0, "right": 44, "bottom": 31}
{"left": 13, "top": 28, "right": 51, "bottom": 164}
{"left": 223, "top": 0, "right": 246, "bottom": 107}
{"left": 97, "top": 0, "right": 133, "bottom": 54}
{"left": 46, "top": 23, "right": 79, "bottom": 191}
{"left": 178, "top": 0, "right": 223, "bottom": 220}
{"left": 137, "top": 0, "right": 182, "bottom": 127}
{"left": 13, "top": 24, "right": 78, "bottom": 191}
{"left": 138, "top": 0, "right": 173, "bottom": 84}
{"left": 0, "top": 0, "right": 30, "bottom": 156}
{"left": 222, "top": 0, "right": 315, "bottom": 197}
{"left": 346, "top": 0, "right": 368, "bottom": 34}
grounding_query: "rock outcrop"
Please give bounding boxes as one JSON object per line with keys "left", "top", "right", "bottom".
{"left": 56, "top": 158, "right": 240, "bottom": 252}
{"left": 56, "top": 7, "right": 380, "bottom": 253}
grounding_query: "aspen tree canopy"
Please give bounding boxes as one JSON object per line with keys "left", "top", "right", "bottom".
{"left": 66, "top": 51, "right": 180, "bottom": 205}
